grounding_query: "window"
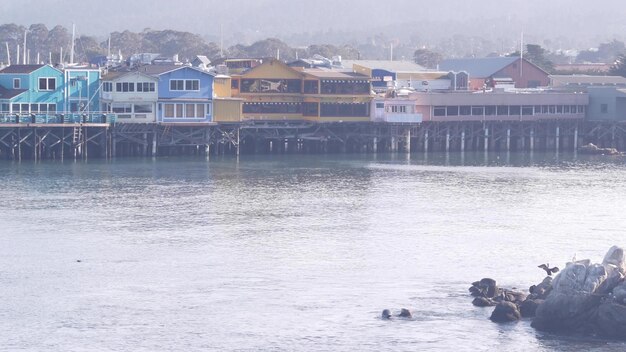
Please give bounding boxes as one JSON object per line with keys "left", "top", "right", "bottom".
{"left": 446, "top": 106, "right": 459, "bottom": 116}
{"left": 186, "top": 104, "right": 195, "bottom": 118}
{"left": 39, "top": 77, "right": 56, "bottom": 91}
{"left": 510, "top": 106, "right": 521, "bottom": 115}
{"left": 497, "top": 106, "right": 508, "bottom": 115}
{"left": 391, "top": 105, "right": 407, "bottom": 113}
{"left": 185, "top": 80, "right": 199, "bottom": 91}
{"left": 136, "top": 82, "right": 155, "bottom": 92}
{"left": 303, "top": 102, "right": 318, "bottom": 116}
{"left": 433, "top": 106, "right": 446, "bottom": 116}
{"left": 196, "top": 104, "right": 205, "bottom": 118}
{"left": 116, "top": 82, "right": 135, "bottom": 92}
{"left": 112, "top": 103, "right": 132, "bottom": 113}
{"left": 134, "top": 104, "right": 152, "bottom": 113}
{"left": 522, "top": 106, "right": 534, "bottom": 115}
{"left": 578, "top": 105, "right": 585, "bottom": 113}
{"left": 164, "top": 104, "right": 175, "bottom": 118}
{"left": 176, "top": 104, "right": 184, "bottom": 117}
{"left": 556, "top": 105, "right": 563, "bottom": 113}
{"left": 375, "top": 103, "right": 384, "bottom": 109}
{"left": 471, "top": 106, "right": 484, "bottom": 116}
{"left": 485, "top": 106, "right": 496, "bottom": 115}
{"left": 170, "top": 79, "right": 199, "bottom": 91}
{"left": 30, "top": 104, "right": 39, "bottom": 113}
{"left": 601, "top": 104, "right": 608, "bottom": 113}
{"left": 13, "top": 78, "right": 20, "bottom": 89}
{"left": 460, "top": 106, "right": 471, "bottom": 115}
{"left": 103, "top": 82, "right": 113, "bottom": 92}
{"left": 304, "top": 80, "right": 319, "bottom": 94}
{"left": 231, "top": 79, "right": 239, "bottom": 89}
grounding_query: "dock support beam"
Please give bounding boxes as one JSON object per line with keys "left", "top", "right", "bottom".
{"left": 405, "top": 128, "right": 411, "bottom": 153}
{"left": 461, "top": 130, "right": 465, "bottom": 152}
{"left": 506, "top": 128, "right": 511, "bottom": 151}
{"left": 484, "top": 128, "right": 489, "bottom": 152}
{"left": 556, "top": 126, "right": 560, "bottom": 152}
{"left": 445, "top": 128, "right": 450, "bottom": 152}
{"left": 574, "top": 125, "right": 579, "bottom": 151}
{"left": 530, "top": 128, "right": 535, "bottom": 151}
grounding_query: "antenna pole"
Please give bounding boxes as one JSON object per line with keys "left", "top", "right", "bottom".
{"left": 22, "top": 30, "right": 27, "bottom": 64}
{"left": 70, "top": 23, "right": 75, "bottom": 65}
{"left": 519, "top": 31, "right": 524, "bottom": 77}
{"left": 5, "top": 42, "right": 10, "bottom": 65}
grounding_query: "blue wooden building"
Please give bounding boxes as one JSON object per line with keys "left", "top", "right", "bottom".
{"left": 0, "top": 64, "right": 64, "bottom": 119}
{"left": 151, "top": 65, "right": 215, "bottom": 123}
{"left": 63, "top": 68, "right": 101, "bottom": 113}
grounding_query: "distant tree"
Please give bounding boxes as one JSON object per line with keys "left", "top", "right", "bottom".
{"left": 508, "top": 44, "right": 554, "bottom": 72}
{"left": 610, "top": 54, "right": 626, "bottom": 77}
{"left": 525, "top": 44, "right": 554, "bottom": 72}
{"left": 227, "top": 38, "right": 296, "bottom": 61}
{"left": 577, "top": 39, "right": 626, "bottom": 63}
{"left": 413, "top": 48, "right": 443, "bottom": 69}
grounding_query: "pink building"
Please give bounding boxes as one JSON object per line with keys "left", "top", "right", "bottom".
{"left": 408, "top": 90, "right": 589, "bottom": 122}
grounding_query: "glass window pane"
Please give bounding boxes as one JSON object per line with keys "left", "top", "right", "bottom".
{"left": 196, "top": 104, "right": 205, "bottom": 117}
{"left": 176, "top": 104, "right": 183, "bottom": 117}
{"left": 164, "top": 104, "right": 174, "bottom": 117}
{"left": 186, "top": 104, "right": 195, "bottom": 117}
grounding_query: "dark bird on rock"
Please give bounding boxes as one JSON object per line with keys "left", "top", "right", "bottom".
{"left": 381, "top": 309, "right": 391, "bottom": 320}
{"left": 538, "top": 264, "right": 559, "bottom": 276}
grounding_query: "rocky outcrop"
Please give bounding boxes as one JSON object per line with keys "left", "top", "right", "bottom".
{"left": 530, "top": 246, "right": 626, "bottom": 338}
{"left": 578, "top": 143, "right": 623, "bottom": 155}
{"left": 490, "top": 302, "right": 521, "bottom": 323}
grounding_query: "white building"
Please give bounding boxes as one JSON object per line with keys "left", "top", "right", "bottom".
{"left": 100, "top": 71, "right": 158, "bottom": 123}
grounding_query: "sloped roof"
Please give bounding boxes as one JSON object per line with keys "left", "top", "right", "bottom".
{"left": 135, "top": 64, "right": 215, "bottom": 77}
{"left": 193, "top": 55, "right": 211, "bottom": 66}
{"left": 303, "top": 68, "right": 369, "bottom": 79}
{"left": 550, "top": 75, "right": 626, "bottom": 86}
{"left": 439, "top": 57, "right": 519, "bottom": 78}
{"left": 342, "top": 60, "right": 426, "bottom": 72}
{"left": 0, "top": 64, "right": 46, "bottom": 74}
{"left": 0, "top": 85, "right": 26, "bottom": 99}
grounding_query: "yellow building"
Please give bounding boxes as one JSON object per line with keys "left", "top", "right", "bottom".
{"left": 230, "top": 59, "right": 372, "bottom": 122}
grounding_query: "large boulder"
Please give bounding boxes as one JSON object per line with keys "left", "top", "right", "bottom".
{"left": 520, "top": 299, "right": 544, "bottom": 318}
{"left": 532, "top": 246, "right": 626, "bottom": 336}
{"left": 469, "top": 278, "right": 500, "bottom": 298}
{"left": 490, "top": 302, "right": 521, "bottom": 323}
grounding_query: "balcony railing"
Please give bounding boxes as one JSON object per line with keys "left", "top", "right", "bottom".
{"left": 0, "top": 112, "right": 117, "bottom": 124}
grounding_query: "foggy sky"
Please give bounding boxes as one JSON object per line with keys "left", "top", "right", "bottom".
{"left": 2, "top": 0, "right": 626, "bottom": 48}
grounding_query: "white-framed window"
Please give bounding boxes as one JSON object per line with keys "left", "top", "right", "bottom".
{"left": 115, "top": 82, "right": 135, "bottom": 92}
{"left": 170, "top": 79, "right": 200, "bottom": 91}
{"left": 38, "top": 77, "right": 56, "bottom": 91}
{"left": 103, "top": 82, "right": 113, "bottom": 92}
{"left": 112, "top": 103, "right": 132, "bottom": 113}
{"left": 137, "top": 82, "right": 155, "bottom": 92}
{"left": 13, "top": 78, "right": 20, "bottom": 89}
{"left": 163, "top": 103, "right": 208, "bottom": 118}
{"left": 390, "top": 105, "right": 407, "bottom": 113}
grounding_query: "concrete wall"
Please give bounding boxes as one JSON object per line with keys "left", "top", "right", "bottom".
{"left": 587, "top": 87, "right": 626, "bottom": 121}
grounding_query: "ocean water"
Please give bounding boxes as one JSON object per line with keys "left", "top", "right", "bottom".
{"left": 1, "top": 152, "right": 626, "bottom": 351}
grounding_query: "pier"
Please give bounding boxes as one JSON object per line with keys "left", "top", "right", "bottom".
{"left": 1, "top": 119, "right": 626, "bottom": 160}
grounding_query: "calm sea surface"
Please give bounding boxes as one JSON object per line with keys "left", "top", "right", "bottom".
{"left": 1, "top": 152, "right": 626, "bottom": 351}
